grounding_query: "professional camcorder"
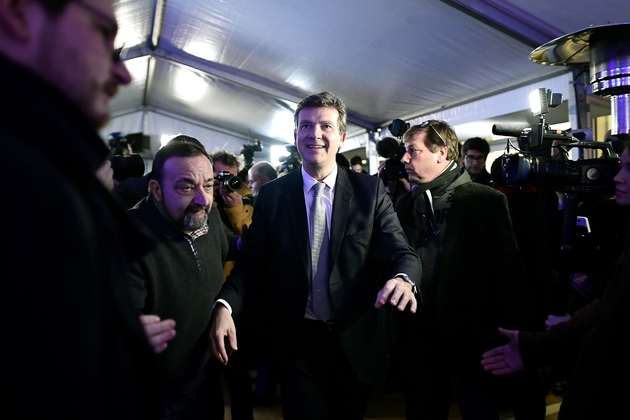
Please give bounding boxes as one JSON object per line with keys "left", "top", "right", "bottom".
{"left": 240, "top": 139, "right": 263, "bottom": 169}
{"left": 494, "top": 88, "right": 621, "bottom": 195}
{"left": 108, "top": 154, "right": 145, "bottom": 182}
{"left": 279, "top": 145, "right": 301, "bottom": 173}
{"left": 216, "top": 170, "right": 243, "bottom": 192}
{"left": 377, "top": 119, "right": 410, "bottom": 180}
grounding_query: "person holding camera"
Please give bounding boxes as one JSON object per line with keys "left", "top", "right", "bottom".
{"left": 210, "top": 150, "right": 254, "bottom": 235}
{"left": 394, "top": 120, "right": 544, "bottom": 419}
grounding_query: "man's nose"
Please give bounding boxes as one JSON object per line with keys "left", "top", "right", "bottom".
{"left": 113, "top": 60, "right": 132, "bottom": 86}
{"left": 194, "top": 188, "right": 212, "bottom": 206}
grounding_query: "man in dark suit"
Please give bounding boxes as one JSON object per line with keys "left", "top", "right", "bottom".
{"left": 210, "top": 91, "right": 421, "bottom": 419}
{"left": 394, "top": 121, "right": 543, "bottom": 419}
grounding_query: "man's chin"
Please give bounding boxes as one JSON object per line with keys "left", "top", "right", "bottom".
{"left": 182, "top": 212, "right": 208, "bottom": 231}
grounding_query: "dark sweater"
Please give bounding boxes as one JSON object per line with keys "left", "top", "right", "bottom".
{"left": 127, "top": 197, "right": 237, "bottom": 398}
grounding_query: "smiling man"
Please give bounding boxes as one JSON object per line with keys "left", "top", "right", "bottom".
{"left": 0, "top": 0, "right": 159, "bottom": 417}
{"left": 210, "top": 91, "right": 421, "bottom": 419}
{"left": 127, "top": 141, "right": 240, "bottom": 419}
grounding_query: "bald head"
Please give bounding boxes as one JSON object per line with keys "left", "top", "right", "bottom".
{"left": 248, "top": 161, "right": 277, "bottom": 198}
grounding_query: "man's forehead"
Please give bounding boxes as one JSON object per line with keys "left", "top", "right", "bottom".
{"left": 298, "top": 107, "right": 339, "bottom": 121}
{"left": 164, "top": 156, "right": 213, "bottom": 176}
{"left": 466, "top": 149, "right": 484, "bottom": 156}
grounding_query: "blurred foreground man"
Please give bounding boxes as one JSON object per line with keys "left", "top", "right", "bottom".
{"left": 482, "top": 145, "right": 630, "bottom": 420}
{"left": 0, "top": 0, "right": 159, "bottom": 417}
{"left": 210, "top": 91, "right": 421, "bottom": 420}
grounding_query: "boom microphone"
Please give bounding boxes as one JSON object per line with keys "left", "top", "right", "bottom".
{"left": 376, "top": 136, "right": 400, "bottom": 159}
{"left": 492, "top": 123, "right": 531, "bottom": 137}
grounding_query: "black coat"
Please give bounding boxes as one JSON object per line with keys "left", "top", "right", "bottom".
{"left": 218, "top": 167, "right": 421, "bottom": 384}
{"left": 0, "top": 53, "right": 159, "bottom": 418}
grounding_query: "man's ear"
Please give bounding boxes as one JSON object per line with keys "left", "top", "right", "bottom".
{"left": 148, "top": 179, "right": 162, "bottom": 203}
{"left": 0, "top": 0, "right": 42, "bottom": 42}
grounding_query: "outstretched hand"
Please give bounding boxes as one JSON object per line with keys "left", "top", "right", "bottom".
{"left": 480, "top": 327, "right": 524, "bottom": 375}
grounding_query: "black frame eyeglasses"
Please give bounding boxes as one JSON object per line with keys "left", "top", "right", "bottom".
{"left": 419, "top": 121, "right": 447, "bottom": 147}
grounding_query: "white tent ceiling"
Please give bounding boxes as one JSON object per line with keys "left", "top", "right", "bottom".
{"left": 103, "top": 0, "right": 630, "bottom": 157}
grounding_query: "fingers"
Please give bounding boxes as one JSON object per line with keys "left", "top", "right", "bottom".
{"left": 139, "top": 315, "right": 176, "bottom": 354}
{"left": 210, "top": 307, "right": 238, "bottom": 365}
{"left": 375, "top": 279, "right": 417, "bottom": 313}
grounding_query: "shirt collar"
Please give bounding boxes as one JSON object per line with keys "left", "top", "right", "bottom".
{"left": 301, "top": 164, "right": 338, "bottom": 194}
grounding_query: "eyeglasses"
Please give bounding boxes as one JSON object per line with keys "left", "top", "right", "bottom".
{"left": 73, "top": 0, "right": 124, "bottom": 63}
{"left": 465, "top": 154, "right": 485, "bottom": 162}
{"left": 419, "top": 121, "right": 447, "bottom": 147}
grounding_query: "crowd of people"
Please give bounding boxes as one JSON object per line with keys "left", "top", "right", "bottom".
{"left": 2, "top": 1, "right": 629, "bottom": 419}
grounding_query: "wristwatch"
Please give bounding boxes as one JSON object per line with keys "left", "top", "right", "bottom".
{"left": 394, "top": 273, "right": 418, "bottom": 295}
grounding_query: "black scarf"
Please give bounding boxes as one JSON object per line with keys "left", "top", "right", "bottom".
{"left": 412, "top": 161, "right": 462, "bottom": 243}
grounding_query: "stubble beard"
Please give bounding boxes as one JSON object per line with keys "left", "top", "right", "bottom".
{"left": 182, "top": 207, "right": 209, "bottom": 231}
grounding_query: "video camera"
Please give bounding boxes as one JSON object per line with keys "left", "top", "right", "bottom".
{"left": 376, "top": 119, "right": 410, "bottom": 180}
{"left": 240, "top": 139, "right": 263, "bottom": 169}
{"left": 108, "top": 154, "right": 145, "bottom": 182}
{"left": 494, "top": 88, "right": 621, "bottom": 195}
{"left": 279, "top": 145, "right": 302, "bottom": 174}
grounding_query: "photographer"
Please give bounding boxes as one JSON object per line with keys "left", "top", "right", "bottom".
{"left": 210, "top": 150, "right": 254, "bottom": 235}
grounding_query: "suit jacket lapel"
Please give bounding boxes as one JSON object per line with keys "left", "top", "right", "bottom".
{"left": 282, "top": 171, "right": 311, "bottom": 281}
{"left": 330, "top": 167, "right": 352, "bottom": 266}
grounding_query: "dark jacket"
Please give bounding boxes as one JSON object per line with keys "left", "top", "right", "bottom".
{"left": 218, "top": 166, "right": 421, "bottom": 384}
{"left": 0, "top": 53, "right": 159, "bottom": 418}
{"left": 127, "top": 197, "right": 238, "bottom": 398}
{"left": 395, "top": 176, "right": 538, "bottom": 364}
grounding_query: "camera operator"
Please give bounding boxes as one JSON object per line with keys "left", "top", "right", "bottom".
{"left": 481, "top": 144, "right": 630, "bottom": 419}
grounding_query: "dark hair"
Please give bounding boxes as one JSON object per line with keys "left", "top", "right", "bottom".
{"left": 294, "top": 91, "right": 347, "bottom": 135}
{"left": 463, "top": 137, "right": 490, "bottom": 158}
{"left": 151, "top": 142, "right": 210, "bottom": 184}
{"left": 403, "top": 120, "right": 459, "bottom": 161}
{"left": 210, "top": 150, "right": 243, "bottom": 172}
{"left": 350, "top": 155, "right": 363, "bottom": 166}
{"left": 167, "top": 134, "right": 206, "bottom": 152}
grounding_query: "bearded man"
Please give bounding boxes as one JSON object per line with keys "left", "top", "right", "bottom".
{"left": 127, "top": 141, "right": 239, "bottom": 419}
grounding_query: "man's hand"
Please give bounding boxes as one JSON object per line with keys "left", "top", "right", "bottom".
{"left": 219, "top": 186, "right": 243, "bottom": 209}
{"left": 139, "top": 315, "right": 176, "bottom": 354}
{"left": 209, "top": 304, "right": 238, "bottom": 365}
{"left": 374, "top": 277, "right": 417, "bottom": 313}
{"left": 481, "top": 327, "right": 524, "bottom": 375}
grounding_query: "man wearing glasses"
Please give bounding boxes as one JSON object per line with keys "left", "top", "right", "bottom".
{"left": 394, "top": 120, "right": 544, "bottom": 419}
{"left": 462, "top": 137, "right": 493, "bottom": 186}
{"left": 0, "top": 0, "right": 160, "bottom": 417}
